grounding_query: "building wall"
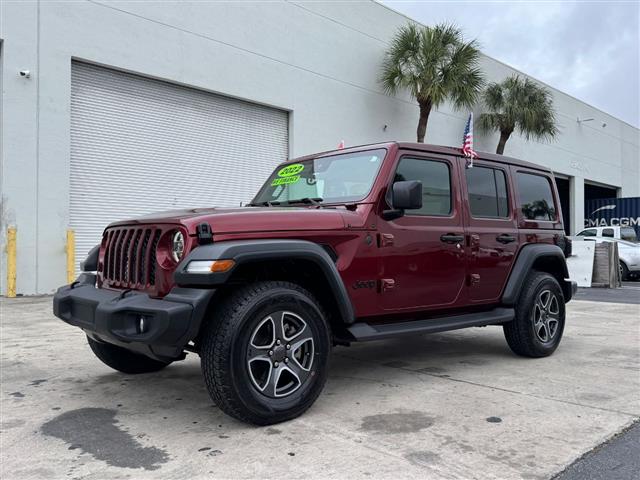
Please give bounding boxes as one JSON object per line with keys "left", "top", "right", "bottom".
{"left": 1, "top": 0, "right": 639, "bottom": 295}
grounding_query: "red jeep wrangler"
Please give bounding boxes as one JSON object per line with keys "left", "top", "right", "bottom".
{"left": 54, "top": 143, "right": 576, "bottom": 425}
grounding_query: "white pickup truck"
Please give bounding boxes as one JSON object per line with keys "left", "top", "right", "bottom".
{"left": 576, "top": 226, "right": 638, "bottom": 242}
{"left": 574, "top": 226, "right": 639, "bottom": 280}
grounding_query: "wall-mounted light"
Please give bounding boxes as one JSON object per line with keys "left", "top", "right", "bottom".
{"left": 19, "top": 70, "right": 31, "bottom": 79}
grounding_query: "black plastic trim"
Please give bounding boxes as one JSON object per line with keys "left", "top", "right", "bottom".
{"left": 52, "top": 274, "right": 214, "bottom": 362}
{"left": 80, "top": 245, "right": 100, "bottom": 272}
{"left": 502, "top": 243, "right": 573, "bottom": 304}
{"left": 347, "top": 308, "right": 514, "bottom": 341}
{"left": 174, "top": 239, "right": 355, "bottom": 324}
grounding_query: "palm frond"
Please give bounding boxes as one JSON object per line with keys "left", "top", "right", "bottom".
{"left": 379, "top": 22, "right": 485, "bottom": 109}
{"left": 480, "top": 74, "right": 559, "bottom": 143}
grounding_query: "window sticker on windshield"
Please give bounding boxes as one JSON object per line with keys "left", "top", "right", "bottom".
{"left": 271, "top": 176, "right": 300, "bottom": 186}
{"left": 271, "top": 163, "right": 305, "bottom": 186}
{"left": 277, "top": 163, "right": 305, "bottom": 177}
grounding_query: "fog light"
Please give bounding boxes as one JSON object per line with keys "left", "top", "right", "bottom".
{"left": 138, "top": 316, "right": 146, "bottom": 333}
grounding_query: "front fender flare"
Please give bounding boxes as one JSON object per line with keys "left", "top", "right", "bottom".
{"left": 174, "top": 239, "right": 355, "bottom": 324}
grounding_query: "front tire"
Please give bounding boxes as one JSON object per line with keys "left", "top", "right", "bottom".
{"left": 87, "top": 336, "right": 171, "bottom": 373}
{"left": 200, "top": 281, "right": 331, "bottom": 425}
{"left": 503, "top": 272, "right": 565, "bottom": 358}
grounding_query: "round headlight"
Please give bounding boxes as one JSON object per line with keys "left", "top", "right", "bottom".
{"left": 171, "top": 231, "right": 185, "bottom": 263}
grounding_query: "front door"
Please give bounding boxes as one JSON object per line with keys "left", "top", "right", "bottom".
{"left": 460, "top": 159, "right": 519, "bottom": 303}
{"left": 378, "top": 152, "right": 467, "bottom": 312}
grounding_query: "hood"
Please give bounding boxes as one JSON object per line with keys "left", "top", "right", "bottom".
{"left": 108, "top": 206, "right": 353, "bottom": 235}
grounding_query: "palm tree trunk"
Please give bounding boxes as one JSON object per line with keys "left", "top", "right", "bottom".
{"left": 416, "top": 100, "right": 432, "bottom": 143}
{"left": 496, "top": 130, "right": 512, "bottom": 154}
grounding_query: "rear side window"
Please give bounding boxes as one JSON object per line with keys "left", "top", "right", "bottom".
{"left": 621, "top": 227, "right": 638, "bottom": 242}
{"left": 394, "top": 157, "right": 451, "bottom": 216}
{"left": 465, "top": 166, "right": 509, "bottom": 218}
{"left": 516, "top": 173, "right": 556, "bottom": 221}
{"left": 602, "top": 228, "right": 614, "bottom": 238}
{"left": 577, "top": 229, "right": 597, "bottom": 237}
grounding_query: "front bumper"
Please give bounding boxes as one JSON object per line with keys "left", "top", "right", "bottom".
{"left": 53, "top": 274, "right": 214, "bottom": 362}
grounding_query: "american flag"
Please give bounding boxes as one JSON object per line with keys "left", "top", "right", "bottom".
{"left": 462, "top": 113, "right": 478, "bottom": 167}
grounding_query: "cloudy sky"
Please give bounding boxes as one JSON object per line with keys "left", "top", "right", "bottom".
{"left": 380, "top": 1, "right": 640, "bottom": 127}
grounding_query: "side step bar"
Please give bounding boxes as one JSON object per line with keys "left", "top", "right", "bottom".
{"left": 347, "top": 308, "right": 515, "bottom": 342}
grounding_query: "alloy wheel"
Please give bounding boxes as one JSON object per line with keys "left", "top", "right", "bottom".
{"left": 246, "top": 311, "right": 315, "bottom": 398}
{"left": 532, "top": 289, "right": 560, "bottom": 343}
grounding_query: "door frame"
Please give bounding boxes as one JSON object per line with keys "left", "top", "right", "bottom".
{"left": 376, "top": 150, "right": 469, "bottom": 312}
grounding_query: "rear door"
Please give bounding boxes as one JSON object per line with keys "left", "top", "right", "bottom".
{"left": 460, "top": 158, "right": 519, "bottom": 303}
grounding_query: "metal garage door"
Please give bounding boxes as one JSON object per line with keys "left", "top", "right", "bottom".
{"left": 70, "top": 62, "right": 289, "bottom": 268}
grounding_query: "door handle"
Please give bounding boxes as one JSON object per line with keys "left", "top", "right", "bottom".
{"left": 496, "top": 234, "right": 516, "bottom": 244}
{"left": 440, "top": 233, "right": 464, "bottom": 244}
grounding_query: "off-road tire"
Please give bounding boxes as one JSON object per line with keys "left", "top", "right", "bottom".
{"left": 200, "top": 281, "right": 331, "bottom": 425}
{"left": 503, "top": 271, "right": 565, "bottom": 358}
{"left": 87, "top": 336, "right": 171, "bottom": 373}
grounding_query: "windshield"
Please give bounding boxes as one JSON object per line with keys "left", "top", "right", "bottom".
{"left": 251, "top": 149, "right": 386, "bottom": 205}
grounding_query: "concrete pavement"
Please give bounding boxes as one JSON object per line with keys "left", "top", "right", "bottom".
{"left": 1, "top": 296, "right": 639, "bottom": 479}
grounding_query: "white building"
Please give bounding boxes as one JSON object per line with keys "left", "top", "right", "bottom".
{"left": 1, "top": 1, "right": 639, "bottom": 295}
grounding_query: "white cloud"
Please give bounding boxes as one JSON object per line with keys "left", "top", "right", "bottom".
{"left": 381, "top": 0, "right": 639, "bottom": 127}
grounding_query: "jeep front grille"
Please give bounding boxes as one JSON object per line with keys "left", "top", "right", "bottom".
{"left": 101, "top": 227, "right": 162, "bottom": 289}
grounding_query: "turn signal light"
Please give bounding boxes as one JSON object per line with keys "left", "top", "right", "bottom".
{"left": 210, "top": 259, "right": 235, "bottom": 273}
{"left": 186, "top": 259, "right": 235, "bottom": 274}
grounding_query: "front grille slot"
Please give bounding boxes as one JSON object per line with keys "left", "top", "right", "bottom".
{"left": 100, "top": 226, "right": 166, "bottom": 292}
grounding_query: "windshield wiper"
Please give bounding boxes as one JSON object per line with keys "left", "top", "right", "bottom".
{"left": 247, "top": 200, "right": 281, "bottom": 207}
{"left": 285, "top": 197, "right": 323, "bottom": 206}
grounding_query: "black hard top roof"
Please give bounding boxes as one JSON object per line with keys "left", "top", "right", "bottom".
{"left": 290, "top": 142, "right": 551, "bottom": 173}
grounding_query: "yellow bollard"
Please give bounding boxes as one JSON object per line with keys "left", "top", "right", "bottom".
{"left": 6, "top": 227, "right": 17, "bottom": 297}
{"left": 66, "top": 230, "right": 75, "bottom": 284}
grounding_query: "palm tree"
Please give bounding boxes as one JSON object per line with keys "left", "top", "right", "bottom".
{"left": 479, "top": 75, "right": 559, "bottom": 154}
{"left": 380, "top": 23, "right": 484, "bottom": 143}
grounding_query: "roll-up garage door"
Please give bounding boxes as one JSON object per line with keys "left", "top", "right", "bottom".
{"left": 70, "top": 62, "right": 289, "bottom": 269}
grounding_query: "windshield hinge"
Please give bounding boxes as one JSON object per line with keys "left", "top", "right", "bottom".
{"left": 196, "top": 223, "right": 213, "bottom": 245}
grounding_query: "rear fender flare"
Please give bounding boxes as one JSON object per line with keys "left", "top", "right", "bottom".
{"left": 502, "top": 243, "right": 572, "bottom": 304}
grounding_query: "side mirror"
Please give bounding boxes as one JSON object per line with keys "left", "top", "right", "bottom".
{"left": 393, "top": 180, "right": 423, "bottom": 210}
{"left": 383, "top": 180, "right": 422, "bottom": 220}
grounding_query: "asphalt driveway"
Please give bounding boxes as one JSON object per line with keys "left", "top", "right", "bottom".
{"left": 1, "top": 296, "right": 638, "bottom": 479}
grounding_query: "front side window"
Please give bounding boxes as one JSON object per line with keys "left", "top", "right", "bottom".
{"left": 602, "top": 228, "right": 614, "bottom": 238}
{"left": 516, "top": 172, "right": 557, "bottom": 221}
{"left": 466, "top": 166, "right": 509, "bottom": 218}
{"left": 252, "top": 149, "right": 386, "bottom": 205}
{"left": 394, "top": 157, "right": 451, "bottom": 216}
{"left": 577, "top": 229, "right": 597, "bottom": 237}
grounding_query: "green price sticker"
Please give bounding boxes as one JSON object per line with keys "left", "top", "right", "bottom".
{"left": 277, "top": 163, "right": 304, "bottom": 177}
{"left": 271, "top": 175, "right": 300, "bottom": 186}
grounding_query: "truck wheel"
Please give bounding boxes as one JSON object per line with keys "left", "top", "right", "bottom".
{"left": 619, "top": 261, "right": 629, "bottom": 281}
{"left": 503, "top": 272, "right": 565, "bottom": 358}
{"left": 200, "top": 281, "right": 331, "bottom": 425}
{"left": 87, "top": 336, "right": 171, "bottom": 374}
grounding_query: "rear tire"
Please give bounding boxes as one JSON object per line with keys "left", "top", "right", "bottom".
{"left": 87, "top": 336, "right": 171, "bottom": 374}
{"left": 503, "top": 272, "right": 565, "bottom": 358}
{"left": 200, "top": 281, "right": 331, "bottom": 425}
{"left": 620, "top": 261, "right": 629, "bottom": 281}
